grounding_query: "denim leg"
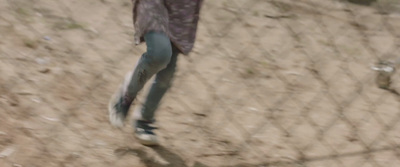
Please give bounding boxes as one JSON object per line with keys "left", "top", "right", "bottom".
{"left": 140, "top": 46, "right": 179, "bottom": 121}
{"left": 122, "top": 32, "right": 172, "bottom": 108}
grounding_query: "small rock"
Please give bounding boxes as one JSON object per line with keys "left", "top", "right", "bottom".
{"left": 35, "top": 58, "right": 48, "bottom": 65}
{"left": 87, "top": 27, "right": 98, "bottom": 34}
{"left": 0, "top": 147, "right": 15, "bottom": 158}
{"left": 9, "top": 101, "right": 19, "bottom": 107}
{"left": 41, "top": 116, "right": 59, "bottom": 122}
{"left": 248, "top": 107, "right": 259, "bottom": 112}
{"left": 43, "top": 36, "right": 51, "bottom": 41}
{"left": 7, "top": 95, "right": 19, "bottom": 107}
{"left": 94, "top": 141, "right": 107, "bottom": 146}
{"left": 31, "top": 97, "right": 41, "bottom": 103}
{"left": 38, "top": 68, "right": 50, "bottom": 73}
{"left": 16, "top": 91, "right": 34, "bottom": 95}
{"left": 13, "top": 163, "right": 22, "bottom": 167}
{"left": 36, "top": 12, "right": 43, "bottom": 17}
{"left": 71, "top": 152, "right": 80, "bottom": 158}
{"left": 193, "top": 112, "right": 207, "bottom": 117}
{"left": 44, "top": 45, "right": 54, "bottom": 51}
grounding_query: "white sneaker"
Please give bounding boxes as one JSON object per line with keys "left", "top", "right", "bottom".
{"left": 108, "top": 87, "right": 130, "bottom": 128}
{"left": 134, "top": 120, "right": 159, "bottom": 146}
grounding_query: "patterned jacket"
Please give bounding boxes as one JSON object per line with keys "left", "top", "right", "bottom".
{"left": 132, "top": 0, "right": 204, "bottom": 55}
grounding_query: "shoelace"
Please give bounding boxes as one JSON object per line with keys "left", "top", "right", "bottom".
{"left": 137, "top": 121, "right": 158, "bottom": 135}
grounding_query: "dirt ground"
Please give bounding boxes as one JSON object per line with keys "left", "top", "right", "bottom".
{"left": 1, "top": 0, "right": 400, "bottom": 167}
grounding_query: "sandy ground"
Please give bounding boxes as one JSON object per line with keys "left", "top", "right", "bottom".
{"left": 1, "top": 0, "right": 400, "bottom": 166}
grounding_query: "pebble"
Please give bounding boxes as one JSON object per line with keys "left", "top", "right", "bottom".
{"left": 35, "top": 58, "right": 49, "bottom": 65}
{"left": 31, "top": 97, "right": 41, "bottom": 103}
{"left": 43, "top": 36, "right": 51, "bottom": 41}
{"left": 38, "top": 68, "right": 51, "bottom": 73}
{"left": 0, "top": 147, "right": 15, "bottom": 158}
{"left": 41, "top": 116, "right": 59, "bottom": 122}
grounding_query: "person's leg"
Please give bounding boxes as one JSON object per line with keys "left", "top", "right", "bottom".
{"left": 109, "top": 32, "right": 172, "bottom": 127}
{"left": 140, "top": 45, "right": 179, "bottom": 121}
{"left": 124, "top": 32, "right": 173, "bottom": 102}
{"left": 134, "top": 45, "right": 179, "bottom": 146}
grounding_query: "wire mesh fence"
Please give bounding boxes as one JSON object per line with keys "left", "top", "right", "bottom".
{"left": 1, "top": 0, "right": 400, "bottom": 167}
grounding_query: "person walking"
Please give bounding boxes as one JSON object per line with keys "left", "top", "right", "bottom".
{"left": 108, "top": 0, "right": 204, "bottom": 146}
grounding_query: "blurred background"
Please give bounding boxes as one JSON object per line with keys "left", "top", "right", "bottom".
{"left": 1, "top": 0, "right": 400, "bottom": 166}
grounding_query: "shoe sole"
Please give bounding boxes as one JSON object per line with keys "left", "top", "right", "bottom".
{"left": 134, "top": 121, "right": 159, "bottom": 146}
{"left": 135, "top": 134, "right": 159, "bottom": 146}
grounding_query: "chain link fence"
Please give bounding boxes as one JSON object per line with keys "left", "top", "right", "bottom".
{"left": 1, "top": 0, "right": 400, "bottom": 166}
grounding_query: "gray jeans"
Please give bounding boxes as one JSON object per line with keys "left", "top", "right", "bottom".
{"left": 122, "top": 31, "right": 179, "bottom": 121}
